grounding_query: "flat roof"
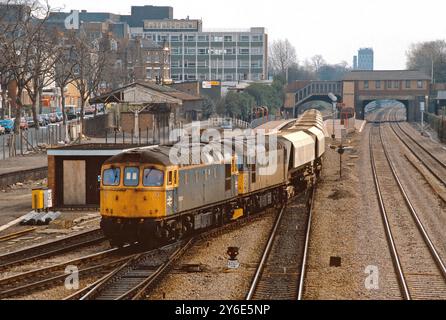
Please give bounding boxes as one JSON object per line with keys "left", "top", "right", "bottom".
{"left": 47, "top": 143, "right": 155, "bottom": 156}
{"left": 343, "top": 70, "right": 431, "bottom": 81}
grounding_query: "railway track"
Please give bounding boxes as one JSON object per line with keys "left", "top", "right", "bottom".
{"left": 388, "top": 110, "right": 446, "bottom": 188}
{"left": 246, "top": 189, "right": 315, "bottom": 300}
{"left": 0, "top": 246, "right": 135, "bottom": 299}
{"left": 78, "top": 241, "right": 191, "bottom": 300}
{"left": 369, "top": 118, "right": 446, "bottom": 300}
{"left": 71, "top": 207, "right": 277, "bottom": 300}
{"left": 0, "top": 228, "right": 106, "bottom": 270}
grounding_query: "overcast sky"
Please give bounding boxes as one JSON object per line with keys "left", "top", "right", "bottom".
{"left": 46, "top": 0, "right": 446, "bottom": 70}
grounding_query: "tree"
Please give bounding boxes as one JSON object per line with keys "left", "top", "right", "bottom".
{"left": 201, "top": 96, "right": 216, "bottom": 119}
{"left": 54, "top": 32, "right": 77, "bottom": 130}
{"left": 311, "top": 55, "right": 326, "bottom": 74}
{"left": 24, "top": 27, "right": 59, "bottom": 129}
{"left": 71, "top": 31, "right": 109, "bottom": 133}
{"left": 244, "top": 77, "right": 285, "bottom": 115}
{"left": 407, "top": 40, "right": 446, "bottom": 83}
{"left": 317, "top": 62, "right": 350, "bottom": 81}
{"left": 0, "top": 0, "right": 52, "bottom": 133}
{"left": 221, "top": 92, "right": 255, "bottom": 120}
{"left": 269, "top": 39, "right": 297, "bottom": 82}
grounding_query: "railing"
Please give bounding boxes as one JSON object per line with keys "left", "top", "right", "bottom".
{"left": 0, "top": 122, "right": 81, "bottom": 160}
{"left": 295, "top": 81, "right": 342, "bottom": 106}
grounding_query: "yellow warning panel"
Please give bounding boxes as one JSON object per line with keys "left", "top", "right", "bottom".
{"left": 231, "top": 208, "right": 243, "bottom": 220}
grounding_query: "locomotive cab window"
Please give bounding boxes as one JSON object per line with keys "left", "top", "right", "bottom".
{"left": 124, "top": 167, "right": 139, "bottom": 186}
{"left": 103, "top": 168, "right": 121, "bottom": 186}
{"left": 167, "top": 171, "right": 173, "bottom": 185}
{"left": 143, "top": 168, "right": 164, "bottom": 187}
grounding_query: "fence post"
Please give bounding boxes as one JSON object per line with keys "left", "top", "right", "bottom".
{"left": 131, "top": 130, "right": 134, "bottom": 144}
{"left": 114, "top": 130, "right": 117, "bottom": 144}
{"left": 20, "top": 130, "right": 23, "bottom": 155}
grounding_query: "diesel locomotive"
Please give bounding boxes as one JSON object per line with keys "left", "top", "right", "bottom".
{"left": 100, "top": 109, "right": 327, "bottom": 246}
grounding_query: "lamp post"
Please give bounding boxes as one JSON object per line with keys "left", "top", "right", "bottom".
{"left": 328, "top": 93, "right": 338, "bottom": 140}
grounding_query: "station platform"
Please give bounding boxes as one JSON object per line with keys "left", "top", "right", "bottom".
{"left": 0, "top": 154, "right": 47, "bottom": 176}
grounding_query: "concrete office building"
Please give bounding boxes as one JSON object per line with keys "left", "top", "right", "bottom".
{"left": 130, "top": 22, "right": 268, "bottom": 83}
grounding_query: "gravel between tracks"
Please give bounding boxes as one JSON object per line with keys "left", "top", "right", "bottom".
{"left": 145, "top": 212, "right": 275, "bottom": 300}
{"left": 304, "top": 123, "right": 401, "bottom": 300}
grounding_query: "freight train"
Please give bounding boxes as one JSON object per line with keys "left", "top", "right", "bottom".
{"left": 100, "top": 110, "right": 327, "bottom": 246}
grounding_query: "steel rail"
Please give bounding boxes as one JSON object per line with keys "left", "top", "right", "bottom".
{"left": 246, "top": 206, "right": 286, "bottom": 300}
{"left": 388, "top": 112, "right": 446, "bottom": 188}
{"left": 369, "top": 125, "right": 411, "bottom": 300}
{"left": 0, "top": 228, "right": 105, "bottom": 270}
{"left": 378, "top": 123, "right": 446, "bottom": 282}
{"left": 297, "top": 185, "right": 316, "bottom": 300}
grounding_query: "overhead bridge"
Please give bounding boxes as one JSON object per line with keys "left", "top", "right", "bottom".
{"left": 286, "top": 70, "right": 431, "bottom": 122}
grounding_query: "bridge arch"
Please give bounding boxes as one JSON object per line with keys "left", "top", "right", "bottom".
{"left": 363, "top": 99, "right": 409, "bottom": 121}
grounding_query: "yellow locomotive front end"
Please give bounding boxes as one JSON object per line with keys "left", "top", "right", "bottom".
{"left": 99, "top": 148, "right": 179, "bottom": 246}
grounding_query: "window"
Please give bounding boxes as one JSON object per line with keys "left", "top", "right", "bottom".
{"left": 186, "top": 74, "right": 197, "bottom": 80}
{"left": 225, "top": 163, "right": 231, "bottom": 191}
{"left": 211, "top": 35, "right": 223, "bottom": 42}
{"left": 364, "top": 81, "right": 369, "bottom": 89}
{"left": 225, "top": 74, "right": 234, "bottom": 81}
{"left": 197, "top": 61, "right": 207, "bottom": 67}
{"left": 167, "top": 171, "right": 173, "bottom": 185}
{"left": 224, "top": 35, "right": 233, "bottom": 42}
{"left": 251, "top": 35, "right": 262, "bottom": 42}
{"left": 239, "top": 48, "right": 250, "bottom": 55}
{"left": 417, "top": 80, "right": 423, "bottom": 88}
{"left": 103, "top": 168, "right": 120, "bottom": 186}
{"left": 251, "top": 47, "right": 262, "bottom": 55}
{"left": 185, "top": 60, "right": 196, "bottom": 67}
{"left": 170, "top": 35, "right": 181, "bottom": 42}
{"left": 375, "top": 81, "right": 381, "bottom": 89}
{"left": 239, "top": 60, "right": 249, "bottom": 68}
{"left": 171, "top": 47, "right": 182, "bottom": 55}
{"left": 225, "top": 47, "right": 236, "bottom": 55}
{"left": 185, "top": 35, "right": 195, "bottom": 42}
{"left": 198, "top": 48, "right": 208, "bottom": 55}
{"left": 197, "top": 35, "right": 208, "bottom": 42}
{"left": 386, "top": 80, "right": 392, "bottom": 89}
{"left": 124, "top": 167, "right": 139, "bottom": 186}
{"left": 251, "top": 60, "right": 262, "bottom": 68}
{"left": 394, "top": 81, "right": 399, "bottom": 88}
{"left": 143, "top": 168, "right": 164, "bottom": 187}
{"left": 239, "top": 35, "right": 249, "bottom": 42}
{"left": 406, "top": 80, "right": 411, "bottom": 88}
{"left": 251, "top": 164, "right": 256, "bottom": 183}
{"left": 185, "top": 47, "right": 196, "bottom": 55}
{"left": 211, "top": 48, "right": 224, "bottom": 55}
{"left": 171, "top": 60, "right": 181, "bottom": 67}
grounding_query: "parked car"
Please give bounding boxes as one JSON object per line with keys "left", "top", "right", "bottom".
{"left": 0, "top": 119, "right": 14, "bottom": 133}
{"left": 49, "top": 113, "right": 57, "bottom": 123}
{"left": 55, "top": 112, "right": 63, "bottom": 122}
{"left": 20, "top": 117, "right": 29, "bottom": 130}
{"left": 0, "top": 125, "right": 5, "bottom": 135}
{"left": 26, "top": 117, "right": 35, "bottom": 128}
{"left": 37, "top": 114, "right": 49, "bottom": 126}
{"left": 66, "top": 112, "right": 78, "bottom": 121}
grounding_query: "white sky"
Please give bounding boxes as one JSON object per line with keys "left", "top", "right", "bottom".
{"left": 47, "top": 0, "right": 446, "bottom": 70}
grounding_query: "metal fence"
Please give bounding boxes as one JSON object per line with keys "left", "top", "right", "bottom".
{"left": 424, "top": 112, "right": 446, "bottom": 143}
{"left": 0, "top": 123, "right": 69, "bottom": 160}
